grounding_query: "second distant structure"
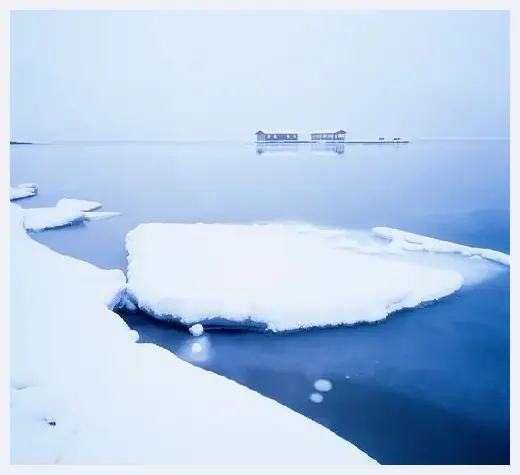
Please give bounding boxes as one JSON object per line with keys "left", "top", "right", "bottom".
{"left": 310, "top": 130, "right": 347, "bottom": 142}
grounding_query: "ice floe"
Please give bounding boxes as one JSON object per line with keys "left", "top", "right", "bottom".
{"left": 23, "top": 206, "right": 86, "bottom": 232}
{"left": 126, "top": 222, "right": 470, "bottom": 331}
{"left": 10, "top": 183, "right": 38, "bottom": 201}
{"left": 10, "top": 203, "right": 375, "bottom": 464}
{"left": 310, "top": 393, "right": 324, "bottom": 404}
{"left": 314, "top": 379, "right": 333, "bottom": 392}
{"left": 19, "top": 196, "right": 119, "bottom": 231}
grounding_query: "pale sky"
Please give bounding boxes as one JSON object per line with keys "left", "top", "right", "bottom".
{"left": 10, "top": 10, "right": 509, "bottom": 142}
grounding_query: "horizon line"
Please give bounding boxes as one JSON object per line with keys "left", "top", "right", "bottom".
{"left": 10, "top": 136, "right": 511, "bottom": 145}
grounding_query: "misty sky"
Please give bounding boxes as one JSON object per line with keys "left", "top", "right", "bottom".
{"left": 11, "top": 10, "right": 509, "bottom": 142}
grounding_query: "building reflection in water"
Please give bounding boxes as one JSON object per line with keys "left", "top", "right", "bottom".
{"left": 256, "top": 143, "right": 345, "bottom": 155}
{"left": 310, "top": 142, "right": 345, "bottom": 155}
{"left": 256, "top": 143, "right": 299, "bottom": 155}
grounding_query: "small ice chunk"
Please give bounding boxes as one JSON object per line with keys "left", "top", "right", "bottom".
{"left": 189, "top": 324, "right": 204, "bottom": 336}
{"left": 310, "top": 393, "right": 324, "bottom": 404}
{"left": 314, "top": 379, "right": 333, "bottom": 392}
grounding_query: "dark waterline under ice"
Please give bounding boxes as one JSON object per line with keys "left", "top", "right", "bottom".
{"left": 11, "top": 140, "right": 510, "bottom": 464}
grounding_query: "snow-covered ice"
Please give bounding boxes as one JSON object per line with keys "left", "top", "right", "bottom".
{"left": 314, "top": 379, "right": 333, "bottom": 392}
{"left": 372, "top": 227, "right": 510, "bottom": 266}
{"left": 126, "top": 222, "right": 472, "bottom": 331}
{"left": 189, "top": 324, "right": 205, "bottom": 336}
{"left": 18, "top": 197, "right": 119, "bottom": 231}
{"left": 23, "top": 206, "right": 86, "bottom": 232}
{"left": 10, "top": 203, "right": 375, "bottom": 464}
{"left": 10, "top": 183, "right": 38, "bottom": 201}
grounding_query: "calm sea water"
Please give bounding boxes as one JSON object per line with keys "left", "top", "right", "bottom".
{"left": 10, "top": 140, "right": 510, "bottom": 464}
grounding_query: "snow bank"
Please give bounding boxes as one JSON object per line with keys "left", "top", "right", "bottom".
{"left": 10, "top": 203, "right": 375, "bottom": 464}
{"left": 126, "top": 223, "right": 464, "bottom": 331}
{"left": 372, "top": 227, "right": 510, "bottom": 266}
{"left": 10, "top": 183, "right": 38, "bottom": 201}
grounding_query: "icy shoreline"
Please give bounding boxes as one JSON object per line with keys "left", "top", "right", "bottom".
{"left": 10, "top": 202, "right": 375, "bottom": 464}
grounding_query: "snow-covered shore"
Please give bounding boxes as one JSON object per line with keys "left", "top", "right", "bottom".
{"left": 10, "top": 203, "right": 375, "bottom": 464}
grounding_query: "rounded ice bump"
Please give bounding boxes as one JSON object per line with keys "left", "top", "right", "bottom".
{"left": 189, "top": 324, "right": 204, "bottom": 336}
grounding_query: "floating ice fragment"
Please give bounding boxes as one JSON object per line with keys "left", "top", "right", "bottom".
{"left": 23, "top": 206, "right": 85, "bottom": 232}
{"left": 189, "top": 324, "right": 204, "bottom": 337}
{"left": 310, "top": 393, "right": 324, "bottom": 404}
{"left": 314, "top": 379, "right": 333, "bottom": 392}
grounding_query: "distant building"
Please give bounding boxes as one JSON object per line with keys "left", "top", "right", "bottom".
{"left": 255, "top": 130, "right": 299, "bottom": 142}
{"left": 310, "top": 130, "right": 347, "bottom": 142}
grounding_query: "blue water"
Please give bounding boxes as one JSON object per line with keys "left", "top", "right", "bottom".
{"left": 10, "top": 140, "right": 510, "bottom": 464}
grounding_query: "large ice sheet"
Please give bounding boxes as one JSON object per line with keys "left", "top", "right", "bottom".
{"left": 126, "top": 223, "right": 465, "bottom": 331}
{"left": 10, "top": 203, "right": 375, "bottom": 464}
{"left": 372, "top": 227, "right": 510, "bottom": 266}
{"left": 10, "top": 183, "right": 38, "bottom": 201}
